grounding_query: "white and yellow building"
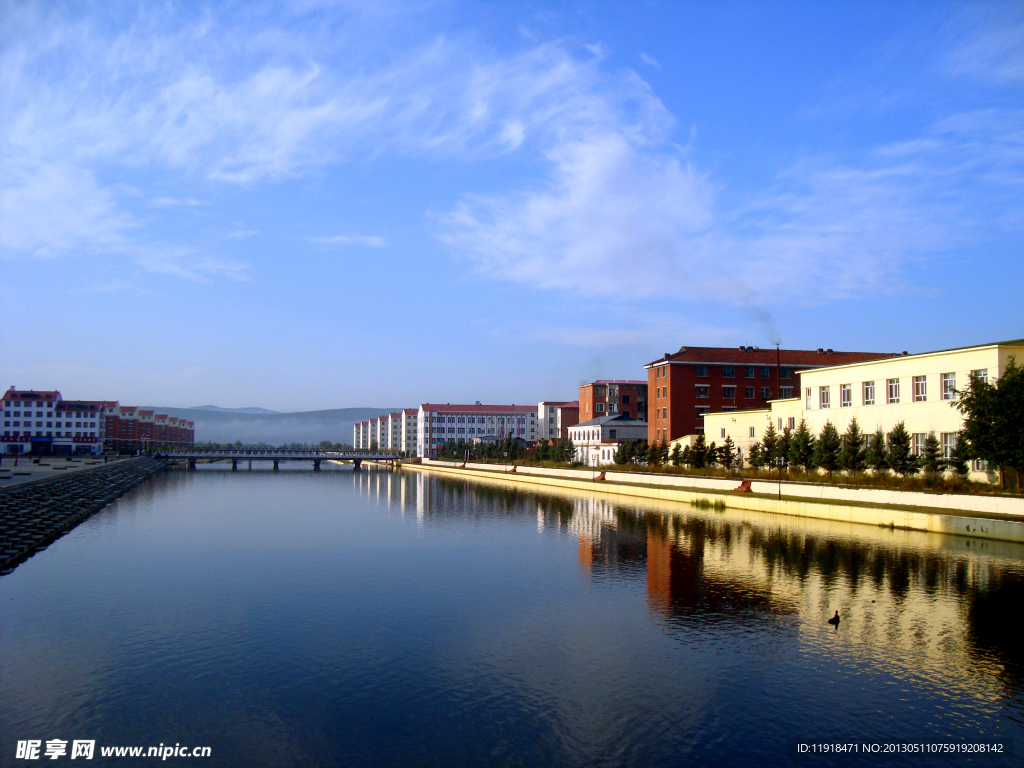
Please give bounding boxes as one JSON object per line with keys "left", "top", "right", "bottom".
{"left": 703, "top": 339, "right": 1024, "bottom": 482}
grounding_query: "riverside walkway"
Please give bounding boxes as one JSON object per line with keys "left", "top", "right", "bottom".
{"left": 161, "top": 449, "right": 402, "bottom": 471}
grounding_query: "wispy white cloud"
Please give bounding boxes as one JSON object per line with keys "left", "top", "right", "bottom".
{"left": 228, "top": 229, "right": 260, "bottom": 239}
{"left": 150, "top": 197, "right": 203, "bottom": 208}
{"left": 310, "top": 234, "right": 388, "bottom": 247}
{"left": 638, "top": 52, "right": 660, "bottom": 69}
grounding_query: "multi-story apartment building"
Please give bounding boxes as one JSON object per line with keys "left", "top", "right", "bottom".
{"left": 568, "top": 413, "right": 649, "bottom": 467}
{"left": 417, "top": 403, "right": 538, "bottom": 457}
{"left": 537, "top": 402, "right": 569, "bottom": 440}
{"left": 645, "top": 346, "right": 891, "bottom": 443}
{"left": 555, "top": 401, "right": 580, "bottom": 439}
{"left": 578, "top": 380, "right": 647, "bottom": 423}
{"left": 354, "top": 420, "right": 370, "bottom": 449}
{"left": 703, "top": 339, "right": 1024, "bottom": 481}
{"left": 2, "top": 389, "right": 192, "bottom": 454}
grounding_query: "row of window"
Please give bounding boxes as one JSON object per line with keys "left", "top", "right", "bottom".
{"left": 429, "top": 416, "right": 529, "bottom": 424}
{"left": 808, "top": 371, "right": 982, "bottom": 409}
{"left": 4, "top": 421, "right": 97, "bottom": 428}
{"left": 3, "top": 431, "right": 97, "bottom": 438}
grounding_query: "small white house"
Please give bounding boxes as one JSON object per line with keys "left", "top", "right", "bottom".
{"left": 568, "top": 414, "right": 648, "bottom": 467}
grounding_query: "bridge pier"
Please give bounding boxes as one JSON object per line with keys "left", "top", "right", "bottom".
{"left": 231, "top": 459, "right": 237, "bottom": 471}
{"left": 313, "top": 459, "right": 321, "bottom": 471}
{"left": 248, "top": 459, "right": 252, "bottom": 470}
{"left": 188, "top": 459, "right": 196, "bottom": 470}
{"left": 353, "top": 460, "right": 362, "bottom": 472}
{"left": 273, "top": 460, "right": 279, "bottom": 471}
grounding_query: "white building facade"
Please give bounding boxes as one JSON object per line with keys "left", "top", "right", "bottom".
{"left": 703, "top": 339, "right": 1024, "bottom": 481}
{"left": 417, "top": 403, "right": 538, "bottom": 457}
{"left": 568, "top": 414, "right": 649, "bottom": 467}
{"left": 2, "top": 389, "right": 107, "bottom": 455}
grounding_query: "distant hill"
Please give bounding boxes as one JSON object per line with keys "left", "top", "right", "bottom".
{"left": 188, "top": 405, "right": 281, "bottom": 415}
{"left": 142, "top": 406, "right": 399, "bottom": 445}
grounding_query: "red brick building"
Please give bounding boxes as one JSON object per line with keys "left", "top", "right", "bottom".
{"left": 578, "top": 380, "right": 647, "bottom": 423}
{"left": 645, "top": 346, "right": 893, "bottom": 443}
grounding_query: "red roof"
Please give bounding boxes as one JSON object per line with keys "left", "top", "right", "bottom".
{"left": 420, "top": 403, "right": 537, "bottom": 413}
{"left": 646, "top": 346, "right": 893, "bottom": 368}
{"left": 389, "top": 412, "right": 402, "bottom": 418}
{"left": 557, "top": 401, "right": 579, "bottom": 409}
{"left": 403, "top": 408, "right": 418, "bottom": 415}
{"left": 589, "top": 380, "right": 647, "bottom": 386}
{"left": 3, "top": 389, "right": 61, "bottom": 400}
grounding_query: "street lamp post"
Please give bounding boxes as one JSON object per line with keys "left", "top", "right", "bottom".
{"left": 774, "top": 455, "right": 787, "bottom": 500}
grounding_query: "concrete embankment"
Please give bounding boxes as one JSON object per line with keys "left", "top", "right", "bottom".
{"left": 407, "top": 460, "right": 1024, "bottom": 545}
{"left": 0, "top": 457, "right": 165, "bottom": 575}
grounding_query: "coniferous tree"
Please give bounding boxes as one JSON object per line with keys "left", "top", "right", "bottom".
{"left": 948, "top": 431, "right": 971, "bottom": 477}
{"left": 633, "top": 440, "right": 649, "bottom": 465}
{"left": 669, "top": 442, "right": 682, "bottom": 467}
{"left": 706, "top": 441, "right": 718, "bottom": 468}
{"left": 647, "top": 440, "right": 662, "bottom": 467}
{"left": 659, "top": 440, "right": 670, "bottom": 465}
{"left": 920, "top": 432, "right": 943, "bottom": 475}
{"left": 690, "top": 434, "right": 709, "bottom": 468}
{"left": 839, "top": 417, "right": 866, "bottom": 475}
{"left": 762, "top": 423, "right": 779, "bottom": 464}
{"left": 720, "top": 436, "right": 737, "bottom": 471}
{"left": 866, "top": 430, "right": 888, "bottom": 474}
{"left": 680, "top": 445, "right": 692, "bottom": 468}
{"left": 614, "top": 440, "right": 632, "bottom": 465}
{"left": 778, "top": 427, "right": 793, "bottom": 467}
{"left": 886, "top": 422, "right": 917, "bottom": 477}
{"left": 747, "top": 440, "right": 766, "bottom": 470}
{"left": 814, "top": 421, "right": 842, "bottom": 478}
{"left": 788, "top": 419, "right": 817, "bottom": 474}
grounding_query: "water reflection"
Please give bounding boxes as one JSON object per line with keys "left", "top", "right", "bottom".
{"left": 355, "top": 468, "right": 1024, "bottom": 698}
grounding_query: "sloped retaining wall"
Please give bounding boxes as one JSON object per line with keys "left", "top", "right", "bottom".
{"left": 0, "top": 457, "right": 165, "bottom": 575}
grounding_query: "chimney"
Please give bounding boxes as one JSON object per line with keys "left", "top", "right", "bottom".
{"left": 817, "top": 348, "right": 824, "bottom": 354}
{"left": 475, "top": 401, "right": 481, "bottom": 405}
{"left": 826, "top": 349, "right": 833, "bottom": 354}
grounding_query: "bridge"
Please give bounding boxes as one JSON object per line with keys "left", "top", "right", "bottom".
{"left": 159, "top": 449, "right": 403, "bottom": 471}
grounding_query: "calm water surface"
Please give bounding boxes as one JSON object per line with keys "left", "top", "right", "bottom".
{"left": 1, "top": 466, "right": 1022, "bottom": 767}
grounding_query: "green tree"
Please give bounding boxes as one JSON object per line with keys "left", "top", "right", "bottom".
{"left": 778, "top": 426, "right": 793, "bottom": 466}
{"left": 920, "top": 432, "right": 943, "bottom": 475}
{"left": 647, "top": 440, "right": 663, "bottom": 467}
{"left": 720, "top": 436, "right": 737, "bottom": 471}
{"left": 747, "top": 440, "right": 766, "bottom": 470}
{"left": 788, "top": 419, "right": 816, "bottom": 474}
{"left": 690, "top": 434, "right": 709, "bottom": 468}
{"left": 614, "top": 440, "right": 632, "bottom": 465}
{"left": 669, "top": 442, "right": 682, "bottom": 466}
{"left": 865, "top": 430, "right": 888, "bottom": 474}
{"left": 680, "top": 445, "right": 692, "bottom": 468}
{"left": 814, "top": 421, "right": 842, "bottom": 478}
{"left": 762, "top": 423, "right": 779, "bottom": 463}
{"left": 886, "top": 422, "right": 917, "bottom": 477}
{"left": 955, "top": 357, "right": 1024, "bottom": 488}
{"left": 839, "top": 417, "right": 866, "bottom": 474}
{"left": 659, "top": 440, "right": 670, "bottom": 465}
{"left": 948, "top": 431, "right": 971, "bottom": 477}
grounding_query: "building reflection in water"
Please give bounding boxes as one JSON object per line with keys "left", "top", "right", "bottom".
{"left": 351, "top": 468, "right": 1024, "bottom": 696}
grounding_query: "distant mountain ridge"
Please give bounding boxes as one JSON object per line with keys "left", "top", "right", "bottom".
{"left": 141, "top": 406, "right": 399, "bottom": 445}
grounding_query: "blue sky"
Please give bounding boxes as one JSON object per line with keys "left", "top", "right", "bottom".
{"left": 1, "top": 1, "right": 1021, "bottom": 411}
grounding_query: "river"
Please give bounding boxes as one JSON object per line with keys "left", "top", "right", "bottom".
{"left": 1, "top": 465, "right": 1021, "bottom": 766}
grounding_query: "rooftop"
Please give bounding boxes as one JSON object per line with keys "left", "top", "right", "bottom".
{"left": 572, "top": 413, "right": 648, "bottom": 428}
{"left": 420, "top": 403, "right": 537, "bottom": 413}
{"left": 646, "top": 345, "right": 892, "bottom": 368}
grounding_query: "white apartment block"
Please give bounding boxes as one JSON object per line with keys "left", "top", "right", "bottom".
{"left": 703, "top": 339, "right": 1024, "bottom": 481}
{"left": 417, "top": 403, "right": 538, "bottom": 458}
{"left": 2, "top": 389, "right": 107, "bottom": 455}
{"left": 537, "top": 401, "right": 567, "bottom": 440}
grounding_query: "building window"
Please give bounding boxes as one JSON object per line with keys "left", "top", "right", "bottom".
{"left": 595, "top": 403, "right": 605, "bottom": 413}
{"left": 805, "top": 388, "right": 812, "bottom": 408}
{"left": 973, "top": 458, "right": 988, "bottom": 471}
{"left": 722, "top": 406, "right": 737, "bottom": 412}
{"left": 623, "top": 395, "right": 630, "bottom": 404}
{"left": 913, "top": 375, "right": 927, "bottom": 402}
{"left": 720, "top": 428, "right": 727, "bottom": 438}
{"left": 912, "top": 433, "right": 927, "bottom": 456}
{"left": 941, "top": 432, "right": 956, "bottom": 459}
{"left": 696, "top": 407, "right": 709, "bottom": 419}
{"left": 863, "top": 381, "right": 875, "bottom": 406}
{"left": 970, "top": 369, "right": 988, "bottom": 384}
{"left": 840, "top": 384, "right": 852, "bottom": 407}
{"left": 722, "top": 366, "right": 735, "bottom": 378}
{"left": 761, "top": 387, "right": 771, "bottom": 399}
{"left": 745, "top": 387, "right": 755, "bottom": 399}
{"left": 788, "top": 417, "right": 796, "bottom": 430}
{"left": 749, "top": 427, "right": 755, "bottom": 438}
{"left": 662, "top": 407, "right": 668, "bottom": 418}
{"left": 887, "top": 378, "right": 900, "bottom": 404}
{"left": 695, "top": 365, "right": 709, "bottom": 377}
{"left": 761, "top": 367, "right": 771, "bottom": 378}
{"left": 780, "top": 387, "right": 793, "bottom": 399}
{"left": 941, "top": 373, "right": 956, "bottom": 400}
{"left": 780, "top": 367, "right": 792, "bottom": 379}
{"left": 696, "top": 386, "right": 709, "bottom": 398}
{"left": 746, "top": 366, "right": 755, "bottom": 378}
{"left": 819, "top": 386, "right": 831, "bottom": 408}
{"left": 595, "top": 386, "right": 606, "bottom": 397}
{"left": 778, "top": 417, "right": 783, "bottom": 430}
{"left": 723, "top": 386, "right": 736, "bottom": 399}
{"left": 609, "top": 403, "right": 619, "bottom": 413}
